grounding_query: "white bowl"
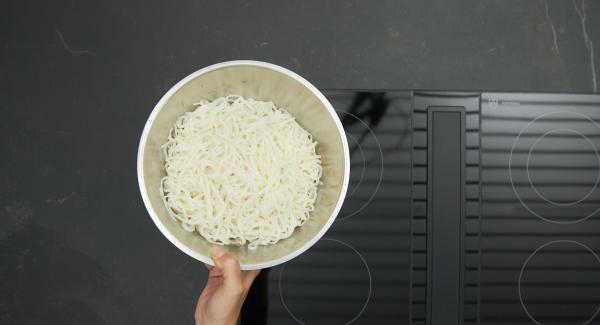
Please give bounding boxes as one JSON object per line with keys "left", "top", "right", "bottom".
{"left": 137, "top": 61, "right": 350, "bottom": 269}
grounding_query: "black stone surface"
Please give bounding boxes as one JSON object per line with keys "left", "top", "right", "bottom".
{"left": 1, "top": 0, "right": 599, "bottom": 324}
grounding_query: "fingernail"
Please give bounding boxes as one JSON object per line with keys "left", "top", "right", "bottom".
{"left": 210, "top": 247, "right": 225, "bottom": 263}
{"left": 214, "top": 247, "right": 225, "bottom": 259}
{"left": 210, "top": 247, "right": 226, "bottom": 268}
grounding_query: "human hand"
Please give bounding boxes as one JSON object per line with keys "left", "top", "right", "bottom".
{"left": 195, "top": 247, "right": 261, "bottom": 325}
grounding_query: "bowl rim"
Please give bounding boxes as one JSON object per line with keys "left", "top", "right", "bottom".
{"left": 137, "top": 60, "right": 350, "bottom": 269}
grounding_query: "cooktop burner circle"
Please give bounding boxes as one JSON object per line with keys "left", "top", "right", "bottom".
{"left": 509, "top": 111, "right": 600, "bottom": 224}
{"left": 278, "top": 238, "right": 372, "bottom": 325}
{"left": 518, "top": 240, "right": 600, "bottom": 325}
{"left": 526, "top": 128, "right": 600, "bottom": 207}
{"left": 335, "top": 110, "right": 383, "bottom": 221}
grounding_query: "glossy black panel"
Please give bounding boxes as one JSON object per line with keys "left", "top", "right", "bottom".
{"left": 480, "top": 93, "right": 600, "bottom": 325}
{"left": 245, "top": 91, "right": 600, "bottom": 325}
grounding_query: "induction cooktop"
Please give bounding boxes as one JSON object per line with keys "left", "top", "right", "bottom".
{"left": 240, "top": 90, "right": 600, "bottom": 325}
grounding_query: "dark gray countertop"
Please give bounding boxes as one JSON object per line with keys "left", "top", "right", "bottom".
{"left": 1, "top": 0, "right": 599, "bottom": 324}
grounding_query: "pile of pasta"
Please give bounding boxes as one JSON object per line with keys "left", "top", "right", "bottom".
{"left": 160, "top": 95, "right": 322, "bottom": 249}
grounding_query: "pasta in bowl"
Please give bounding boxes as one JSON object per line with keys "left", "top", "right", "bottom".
{"left": 161, "top": 95, "right": 322, "bottom": 250}
{"left": 137, "top": 61, "right": 349, "bottom": 269}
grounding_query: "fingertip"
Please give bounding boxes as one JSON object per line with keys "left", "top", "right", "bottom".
{"left": 221, "top": 253, "right": 241, "bottom": 271}
{"left": 210, "top": 246, "right": 227, "bottom": 268}
{"left": 209, "top": 246, "right": 242, "bottom": 275}
{"left": 213, "top": 246, "right": 226, "bottom": 259}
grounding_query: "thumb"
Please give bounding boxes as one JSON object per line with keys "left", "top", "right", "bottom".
{"left": 211, "top": 247, "right": 243, "bottom": 296}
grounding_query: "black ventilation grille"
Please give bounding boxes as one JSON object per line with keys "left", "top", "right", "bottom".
{"left": 410, "top": 92, "right": 481, "bottom": 325}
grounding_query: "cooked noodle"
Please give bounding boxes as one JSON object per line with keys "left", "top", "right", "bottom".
{"left": 160, "top": 95, "right": 322, "bottom": 249}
